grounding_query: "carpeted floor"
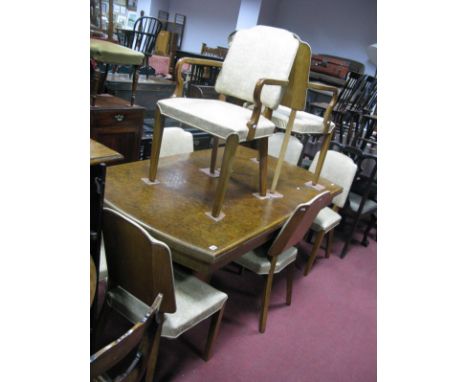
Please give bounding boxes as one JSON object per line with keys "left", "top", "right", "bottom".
{"left": 153, "top": 230, "right": 376, "bottom": 382}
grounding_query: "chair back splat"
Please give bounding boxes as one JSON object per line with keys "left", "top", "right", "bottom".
{"left": 102, "top": 207, "right": 176, "bottom": 313}
{"left": 269, "top": 191, "right": 333, "bottom": 257}
{"left": 215, "top": 26, "right": 300, "bottom": 110}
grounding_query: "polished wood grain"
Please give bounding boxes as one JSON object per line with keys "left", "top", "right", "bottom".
{"left": 90, "top": 139, "right": 124, "bottom": 165}
{"left": 105, "top": 146, "right": 342, "bottom": 274}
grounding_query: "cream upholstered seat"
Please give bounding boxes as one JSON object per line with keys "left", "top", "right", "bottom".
{"left": 272, "top": 105, "right": 336, "bottom": 135}
{"left": 160, "top": 127, "right": 194, "bottom": 158}
{"left": 303, "top": 150, "right": 357, "bottom": 276}
{"left": 102, "top": 207, "right": 227, "bottom": 377}
{"left": 147, "top": 25, "right": 306, "bottom": 220}
{"left": 90, "top": 39, "right": 145, "bottom": 106}
{"left": 158, "top": 99, "right": 275, "bottom": 142}
{"left": 268, "top": 132, "right": 303, "bottom": 166}
{"left": 234, "top": 191, "right": 332, "bottom": 333}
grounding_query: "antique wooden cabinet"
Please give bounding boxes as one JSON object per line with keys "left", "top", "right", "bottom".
{"left": 90, "top": 94, "right": 145, "bottom": 163}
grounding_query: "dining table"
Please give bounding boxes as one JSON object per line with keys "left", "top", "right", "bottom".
{"left": 104, "top": 145, "right": 342, "bottom": 277}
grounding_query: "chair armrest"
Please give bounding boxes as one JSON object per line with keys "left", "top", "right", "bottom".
{"left": 308, "top": 82, "right": 339, "bottom": 133}
{"left": 173, "top": 57, "right": 223, "bottom": 97}
{"left": 246, "top": 78, "right": 289, "bottom": 140}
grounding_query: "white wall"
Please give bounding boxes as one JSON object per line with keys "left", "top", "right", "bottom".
{"left": 257, "top": 0, "right": 280, "bottom": 25}
{"left": 236, "top": 0, "right": 262, "bottom": 30}
{"left": 271, "top": 0, "right": 377, "bottom": 74}
{"left": 168, "top": 0, "right": 241, "bottom": 52}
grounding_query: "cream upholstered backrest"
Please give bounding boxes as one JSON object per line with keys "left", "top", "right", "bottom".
{"left": 215, "top": 25, "right": 300, "bottom": 110}
{"left": 268, "top": 132, "right": 303, "bottom": 166}
{"left": 309, "top": 150, "right": 358, "bottom": 208}
{"left": 160, "top": 127, "right": 194, "bottom": 158}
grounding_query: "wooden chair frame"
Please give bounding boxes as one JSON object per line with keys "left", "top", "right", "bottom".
{"left": 147, "top": 56, "right": 290, "bottom": 219}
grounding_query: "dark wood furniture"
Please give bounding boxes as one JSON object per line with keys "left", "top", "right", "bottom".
{"left": 91, "top": 94, "right": 145, "bottom": 163}
{"left": 91, "top": 256, "right": 97, "bottom": 307}
{"left": 91, "top": 139, "right": 124, "bottom": 165}
{"left": 91, "top": 293, "right": 163, "bottom": 382}
{"left": 104, "top": 146, "right": 342, "bottom": 276}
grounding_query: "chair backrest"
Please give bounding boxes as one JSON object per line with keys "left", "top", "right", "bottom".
{"left": 268, "top": 191, "right": 332, "bottom": 257}
{"left": 131, "top": 16, "right": 162, "bottom": 56}
{"left": 309, "top": 150, "right": 358, "bottom": 208}
{"left": 90, "top": 294, "right": 163, "bottom": 382}
{"left": 215, "top": 25, "right": 300, "bottom": 109}
{"left": 102, "top": 207, "right": 176, "bottom": 313}
{"left": 160, "top": 127, "right": 194, "bottom": 158}
{"left": 268, "top": 132, "right": 304, "bottom": 166}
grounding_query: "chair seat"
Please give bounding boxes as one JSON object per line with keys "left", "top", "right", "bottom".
{"left": 158, "top": 98, "right": 276, "bottom": 142}
{"left": 311, "top": 206, "right": 341, "bottom": 232}
{"left": 348, "top": 192, "right": 377, "bottom": 215}
{"left": 162, "top": 268, "right": 228, "bottom": 339}
{"left": 90, "top": 39, "right": 145, "bottom": 66}
{"left": 235, "top": 246, "right": 297, "bottom": 275}
{"left": 272, "top": 105, "right": 335, "bottom": 135}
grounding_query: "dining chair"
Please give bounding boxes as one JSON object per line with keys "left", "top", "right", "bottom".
{"left": 145, "top": 25, "right": 308, "bottom": 220}
{"left": 234, "top": 190, "right": 332, "bottom": 333}
{"left": 101, "top": 208, "right": 228, "bottom": 382}
{"left": 91, "top": 293, "right": 163, "bottom": 382}
{"left": 268, "top": 132, "right": 304, "bottom": 166}
{"left": 90, "top": 39, "right": 145, "bottom": 106}
{"left": 303, "top": 150, "right": 357, "bottom": 275}
{"left": 268, "top": 82, "right": 340, "bottom": 195}
{"left": 159, "top": 127, "right": 194, "bottom": 158}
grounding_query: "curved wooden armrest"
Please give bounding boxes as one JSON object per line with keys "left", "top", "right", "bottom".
{"left": 308, "top": 82, "right": 339, "bottom": 133}
{"left": 246, "top": 78, "right": 289, "bottom": 140}
{"left": 173, "top": 57, "right": 224, "bottom": 97}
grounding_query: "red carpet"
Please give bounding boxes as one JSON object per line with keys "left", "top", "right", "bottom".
{"left": 154, "top": 232, "right": 376, "bottom": 382}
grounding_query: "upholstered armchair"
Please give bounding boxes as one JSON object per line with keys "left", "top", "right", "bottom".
{"left": 145, "top": 25, "right": 308, "bottom": 220}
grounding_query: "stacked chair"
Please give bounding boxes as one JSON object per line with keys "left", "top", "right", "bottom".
{"left": 144, "top": 25, "right": 311, "bottom": 220}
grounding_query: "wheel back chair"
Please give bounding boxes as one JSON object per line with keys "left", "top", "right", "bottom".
{"left": 97, "top": 208, "right": 228, "bottom": 382}
{"left": 144, "top": 25, "right": 310, "bottom": 220}
{"left": 235, "top": 190, "right": 332, "bottom": 333}
{"left": 303, "top": 150, "right": 357, "bottom": 276}
{"left": 91, "top": 293, "right": 163, "bottom": 382}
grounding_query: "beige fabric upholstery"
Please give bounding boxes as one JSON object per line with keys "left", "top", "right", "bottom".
{"left": 158, "top": 98, "right": 275, "bottom": 142}
{"left": 309, "top": 151, "right": 357, "bottom": 208}
{"left": 90, "top": 39, "right": 145, "bottom": 65}
{"left": 268, "top": 132, "right": 303, "bottom": 165}
{"left": 272, "top": 105, "right": 335, "bottom": 134}
{"left": 160, "top": 127, "right": 194, "bottom": 158}
{"left": 215, "top": 26, "right": 299, "bottom": 110}
{"left": 348, "top": 192, "right": 377, "bottom": 215}
{"left": 235, "top": 246, "right": 297, "bottom": 275}
{"left": 311, "top": 206, "right": 341, "bottom": 232}
{"left": 162, "top": 267, "right": 228, "bottom": 339}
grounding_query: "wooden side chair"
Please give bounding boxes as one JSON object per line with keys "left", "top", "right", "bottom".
{"left": 90, "top": 39, "right": 145, "bottom": 106}
{"left": 303, "top": 150, "right": 358, "bottom": 276}
{"left": 268, "top": 132, "right": 304, "bottom": 166}
{"left": 268, "top": 82, "right": 340, "bottom": 195}
{"left": 145, "top": 25, "right": 306, "bottom": 220}
{"left": 91, "top": 294, "right": 163, "bottom": 382}
{"left": 100, "top": 208, "right": 228, "bottom": 382}
{"left": 234, "top": 191, "right": 332, "bottom": 333}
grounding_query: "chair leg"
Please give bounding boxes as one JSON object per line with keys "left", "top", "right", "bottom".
{"left": 270, "top": 109, "right": 296, "bottom": 194}
{"left": 145, "top": 312, "right": 164, "bottom": 382}
{"left": 286, "top": 263, "right": 294, "bottom": 305}
{"left": 258, "top": 137, "right": 269, "bottom": 197}
{"left": 304, "top": 230, "right": 325, "bottom": 276}
{"left": 325, "top": 229, "right": 334, "bottom": 258}
{"left": 131, "top": 65, "right": 140, "bottom": 106}
{"left": 148, "top": 107, "right": 165, "bottom": 182}
{"left": 204, "top": 303, "right": 226, "bottom": 361}
{"left": 259, "top": 256, "right": 277, "bottom": 333}
{"left": 311, "top": 132, "right": 333, "bottom": 184}
{"left": 91, "top": 65, "right": 101, "bottom": 107}
{"left": 211, "top": 134, "right": 239, "bottom": 218}
{"left": 210, "top": 137, "right": 219, "bottom": 175}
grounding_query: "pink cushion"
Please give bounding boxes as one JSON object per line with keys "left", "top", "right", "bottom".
{"left": 148, "top": 55, "right": 170, "bottom": 75}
